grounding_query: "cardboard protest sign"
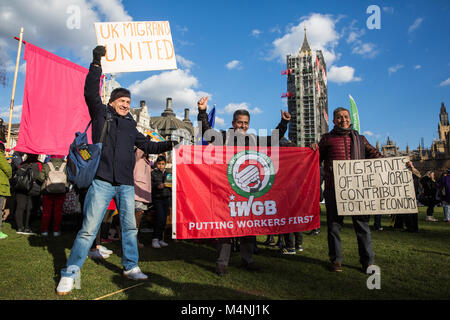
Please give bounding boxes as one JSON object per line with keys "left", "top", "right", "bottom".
{"left": 172, "top": 146, "right": 320, "bottom": 239}
{"left": 333, "top": 156, "right": 418, "bottom": 216}
{"left": 94, "top": 21, "right": 177, "bottom": 73}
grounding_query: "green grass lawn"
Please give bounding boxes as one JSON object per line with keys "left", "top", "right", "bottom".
{"left": 0, "top": 205, "right": 449, "bottom": 300}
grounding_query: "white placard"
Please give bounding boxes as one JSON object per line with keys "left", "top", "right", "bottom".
{"left": 333, "top": 156, "right": 418, "bottom": 216}
{"left": 94, "top": 21, "right": 177, "bottom": 73}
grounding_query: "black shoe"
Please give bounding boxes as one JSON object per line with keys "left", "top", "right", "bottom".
{"left": 215, "top": 264, "right": 227, "bottom": 276}
{"left": 16, "top": 227, "right": 24, "bottom": 234}
{"left": 241, "top": 261, "right": 261, "bottom": 272}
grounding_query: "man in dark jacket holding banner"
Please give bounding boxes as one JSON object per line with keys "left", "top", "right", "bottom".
{"left": 312, "top": 107, "right": 382, "bottom": 273}
{"left": 197, "top": 96, "right": 291, "bottom": 276}
{"left": 57, "top": 46, "right": 176, "bottom": 295}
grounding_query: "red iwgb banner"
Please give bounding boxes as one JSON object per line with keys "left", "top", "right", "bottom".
{"left": 172, "top": 145, "right": 320, "bottom": 239}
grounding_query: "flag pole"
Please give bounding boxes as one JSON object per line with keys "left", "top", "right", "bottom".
{"left": 6, "top": 28, "right": 24, "bottom": 153}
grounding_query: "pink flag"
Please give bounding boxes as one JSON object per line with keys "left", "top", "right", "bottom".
{"left": 15, "top": 42, "right": 92, "bottom": 155}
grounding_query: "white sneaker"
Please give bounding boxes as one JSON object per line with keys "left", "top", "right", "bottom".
{"left": 123, "top": 266, "right": 148, "bottom": 280}
{"left": 159, "top": 240, "right": 168, "bottom": 247}
{"left": 152, "top": 238, "right": 161, "bottom": 248}
{"left": 41, "top": 232, "right": 48, "bottom": 237}
{"left": 56, "top": 276, "right": 74, "bottom": 296}
{"left": 88, "top": 249, "right": 110, "bottom": 259}
{"left": 98, "top": 245, "right": 113, "bottom": 255}
{"left": 426, "top": 216, "right": 438, "bottom": 222}
{"left": 53, "top": 231, "right": 61, "bottom": 237}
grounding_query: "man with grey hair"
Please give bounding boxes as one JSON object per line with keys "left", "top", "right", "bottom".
{"left": 311, "top": 107, "right": 382, "bottom": 273}
{"left": 197, "top": 96, "right": 291, "bottom": 276}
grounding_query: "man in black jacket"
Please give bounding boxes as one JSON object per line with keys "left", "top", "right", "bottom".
{"left": 197, "top": 96, "right": 291, "bottom": 276}
{"left": 57, "top": 46, "right": 176, "bottom": 295}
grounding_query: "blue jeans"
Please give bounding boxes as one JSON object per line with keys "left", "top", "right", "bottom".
{"left": 444, "top": 201, "right": 450, "bottom": 221}
{"left": 61, "top": 179, "right": 138, "bottom": 279}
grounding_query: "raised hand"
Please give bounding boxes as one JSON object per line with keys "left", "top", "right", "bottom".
{"left": 197, "top": 96, "right": 209, "bottom": 111}
{"left": 281, "top": 110, "right": 291, "bottom": 121}
{"left": 92, "top": 45, "right": 106, "bottom": 65}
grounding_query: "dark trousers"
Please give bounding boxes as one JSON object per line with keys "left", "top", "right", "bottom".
{"left": 324, "top": 189, "right": 374, "bottom": 266}
{"left": 153, "top": 197, "right": 170, "bottom": 240}
{"left": 14, "top": 193, "right": 34, "bottom": 230}
{"left": 373, "top": 215, "right": 382, "bottom": 229}
{"left": 216, "top": 236, "right": 255, "bottom": 267}
{"left": 283, "top": 232, "right": 303, "bottom": 248}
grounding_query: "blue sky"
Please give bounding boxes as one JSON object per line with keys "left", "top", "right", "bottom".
{"left": 0, "top": 0, "right": 449, "bottom": 150}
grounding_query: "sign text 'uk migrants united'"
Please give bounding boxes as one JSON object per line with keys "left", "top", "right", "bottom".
{"left": 94, "top": 21, "right": 177, "bottom": 73}
{"left": 333, "top": 156, "right": 418, "bottom": 216}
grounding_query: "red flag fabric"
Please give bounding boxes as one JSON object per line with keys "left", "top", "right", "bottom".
{"left": 172, "top": 146, "right": 320, "bottom": 239}
{"left": 15, "top": 42, "right": 91, "bottom": 155}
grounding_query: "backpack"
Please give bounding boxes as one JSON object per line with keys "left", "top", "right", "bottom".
{"left": 66, "top": 113, "right": 112, "bottom": 189}
{"left": 12, "top": 162, "right": 42, "bottom": 194}
{"left": 44, "top": 162, "right": 67, "bottom": 193}
{"left": 12, "top": 165, "right": 34, "bottom": 193}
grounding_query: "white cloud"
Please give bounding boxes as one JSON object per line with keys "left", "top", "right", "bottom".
{"left": 0, "top": 0, "right": 132, "bottom": 65}
{"left": 226, "top": 60, "right": 242, "bottom": 70}
{"left": 269, "top": 13, "right": 363, "bottom": 83}
{"left": 408, "top": 17, "right": 424, "bottom": 34}
{"left": 270, "top": 25, "right": 282, "bottom": 34}
{"left": 327, "top": 66, "right": 361, "bottom": 84}
{"left": 388, "top": 64, "right": 404, "bottom": 75}
{"left": 214, "top": 116, "right": 225, "bottom": 127}
{"left": 0, "top": 104, "right": 22, "bottom": 122}
{"left": 363, "top": 130, "right": 374, "bottom": 136}
{"left": 176, "top": 55, "right": 194, "bottom": 70}
{"left": 128, "top": 69, "right": 211, "bottom": 113}
{"left": 414, "top": 65, "right": 422, "bottom": 69}
{"left": 90, "top": 0, "right": 132, "bottom": 22}
{"left": 439, "top": 78, "right": 450, "bottom": 87}
{"left": 351, "top": 42, "right": 378, "bottom": 58}
{"left": 346, "top": 20, "right": 378, "bottom": 58}
{"left": 269, "top": 13, "right": 340, "bottom": 65}
{"left": 221, "top": 102, "right": 263, "bottom": 115}
{"left": 250, "top": 29, "right": 262, "bottom": 37}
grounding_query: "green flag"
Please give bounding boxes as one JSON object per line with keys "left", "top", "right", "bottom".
{"left": 349, "top": 94, "right": 360, "bottom": 133}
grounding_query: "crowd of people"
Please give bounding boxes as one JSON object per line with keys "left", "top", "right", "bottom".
{"left": 0, "top": 45, "right": 448, "bottom": 296}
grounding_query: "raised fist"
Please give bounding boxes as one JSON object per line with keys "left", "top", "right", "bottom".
{"left": 92, "top": 45, "right": 106, "bottom": 65}
{"left": 197, "top": 96, "right": 209, "bottom": 111}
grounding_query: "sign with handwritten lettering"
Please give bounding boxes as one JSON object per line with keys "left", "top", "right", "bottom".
{"left": 94, "top": 21, "right": 177, "bottom": 73}
{"left": 333, "top": 157, "right": 418, "bottom": 216}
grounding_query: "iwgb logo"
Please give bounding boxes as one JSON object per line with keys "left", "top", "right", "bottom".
{"left": 228, "top": 150, "right": 275, "bottom": 198}
{"left": 227, "top": 150, "right": 278, "bottom": 217}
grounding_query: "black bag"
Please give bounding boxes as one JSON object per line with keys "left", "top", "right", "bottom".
{"left": 12, "top": 166, "right": 34, "bottom": 193}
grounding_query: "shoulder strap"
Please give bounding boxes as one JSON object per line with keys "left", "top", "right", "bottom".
{"left": 99, "top": 111, "right": 113, "bottom": 146}
{"left": 47, "top": 162, "right": 55, "bottom": 171}
{"left": 83, "top": 121, "right": 92, "bottom": 133}
{"left": 59, "top": 162, "right": 66, "bottom": 171}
